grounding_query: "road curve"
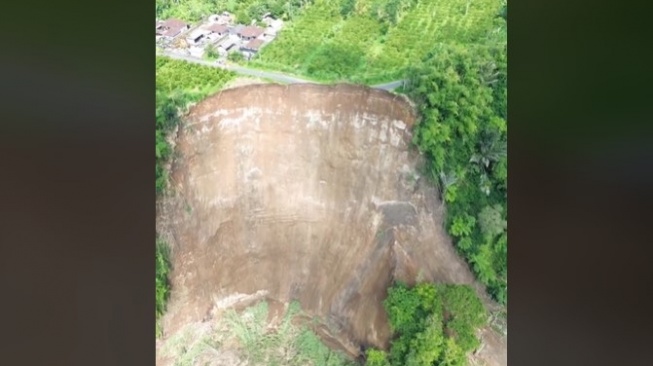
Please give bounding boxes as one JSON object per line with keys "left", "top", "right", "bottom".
{"left": 370, "top": 80, "right": 405, "bottom": 91}
{"left": 159, "top": 50, "right": 405, "bottom": 91}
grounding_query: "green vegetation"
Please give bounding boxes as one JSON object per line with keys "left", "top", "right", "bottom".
{"left": 155, "top": 91, "right": 184, "bottom": 194}
{"left": 225, "top": 301, "right": 354, "bottom": 366}
{"left": 156, "top": 56, "right": 236, "bottom": 100}
{"left": 406, "top": 20, "right": 507, "bottom": 303}
{"left": 155, "top": 57, "right": 235, "bottom": 336}
{"left": 161, "top": 301, "right": 354, "bottom": 366}
{"left": 155, "top": 57, "right": 235, "bottom": 194}
{"left": 228, "top": 51, "right": 246, "bottom": 63}
{"left": 253, "top": 0, "right": 501, "bottom": 83}
{"left": 156, "top": 239, "right": 172, "bottom": 336}
{"left": 366, "top": 282, "right": 486, "bottom": 366}
{"left": 205, "top": 44, "right": 219, "bottom": 60}
{"left": 156, "top": 0, "right": 314, "bottom": 23}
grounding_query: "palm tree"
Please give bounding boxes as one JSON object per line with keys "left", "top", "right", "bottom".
{"left": 470, "top": 128, "right": 506, "bottom": 171}
{"left": 436, "top": 170, "right": 458, "bottom": 207}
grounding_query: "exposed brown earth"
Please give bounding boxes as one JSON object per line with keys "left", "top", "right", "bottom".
{"left": 156, "top": 83, "right": 506, "bottom": 365}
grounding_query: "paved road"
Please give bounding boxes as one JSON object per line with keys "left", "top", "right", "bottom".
{"left": 159, "top": 50, "right": 404, "bottom": 91}
{"left": 371, "top": 80, "right": 405, "bottom": 91}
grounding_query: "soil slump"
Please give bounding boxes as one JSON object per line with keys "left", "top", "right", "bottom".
{"left": 157, "top": 84, "right": 506, "bottom": 365}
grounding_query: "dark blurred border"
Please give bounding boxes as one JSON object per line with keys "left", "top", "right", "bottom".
{"left": 510, "top": 0, "right": 653, "bottom": 365}
{"left": 0, "top": 0, "right": 154, "bottom": 364}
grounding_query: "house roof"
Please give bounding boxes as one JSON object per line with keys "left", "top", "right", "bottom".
{"left": 239, "top": 26, "right": 264, "bottom": 38}
{"left": 207, "top": 24, "right": 228, "bottom": 33}
{"left": 157, "top": 19, "right": 189, "bottom": 37}
{"left": 219, "top": 36, "right": 238, "bottom": 50}
{"left": 160, "top": 19, "right": 187, "bottom": 30}
{"left": 187, "top": 28, "right": 210, "bottom": 39}
{"left": 229, "top": 25, "right": 245, "bottom": 35}
{"left": 243, "top": 39, "right": 265, "bottom": 51}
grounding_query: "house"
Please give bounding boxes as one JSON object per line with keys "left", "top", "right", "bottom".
{"left": 240, "top": 39, "right": 265, "bottom": 60}
{"left": 207, "top": 24, "right": 229, "bottom": 37}
{"left": 263, "top": 27, "right": 277, "bottom": 38}
{"left": 228, "top": 24, "right": 245, "bottom": 36}
{"left": 238, "top": 26, "right": 264, "bottom": 41}
{"left": 218, "top": 35, "right": 240, "bottom": 54}
{"left": 156, "top": 19, "right": 190, "bottom": 39}
{"left": 189, "top": 46, "right": 205, "bottom": 58}
{"left": 209, "top": 11, "right": 234, "bottom": 25}
{"left": 261, "top": 13, "right": 276, "bottom": 26}
{"left": 240, "top": 39, "right": 264, "bottom": 53}
{"left": 271, "top": 19, "right": 284, "bottom": 30}
{"left": 186, "top": 28, "right": 210, "bottom": 45}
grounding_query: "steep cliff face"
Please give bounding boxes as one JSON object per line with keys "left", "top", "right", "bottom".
{"left": 157, "top": 83, "right": 505, "bottom": 365}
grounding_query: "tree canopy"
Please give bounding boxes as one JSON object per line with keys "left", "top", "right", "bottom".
{"left": 367, "top": 282, "right": 487, "bottom": 366}
{"left": 407, "top": 17, "right": 507, "bottom": 303}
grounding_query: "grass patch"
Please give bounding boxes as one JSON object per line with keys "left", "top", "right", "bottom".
{"left": 161, "top": 300, "right": 354, "bottom": 366}
{"left": 225, "top": 301, "right": 354, "bottom": 366}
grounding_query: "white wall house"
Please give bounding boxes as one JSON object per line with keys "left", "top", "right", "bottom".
{"left": 186, "top": 29, "right": 210, "bottom": 45}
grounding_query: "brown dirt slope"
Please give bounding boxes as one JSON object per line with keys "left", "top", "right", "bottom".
{"left": 156, "top": 83, "right": 506, "bottom": 365}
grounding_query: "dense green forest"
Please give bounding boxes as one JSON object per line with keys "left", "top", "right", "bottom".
{"left": 406, "top": 18, "right": 507, "bottom": 304}
{"left": 366, "top": 282, "right": 486, "bottom": 366}
{"left": 155, "top": 57, "right": 236, "bottom": 335}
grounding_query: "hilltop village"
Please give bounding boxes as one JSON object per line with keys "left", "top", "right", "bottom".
{"left": 156, "top": 11, "right": 284, "bottom": 62}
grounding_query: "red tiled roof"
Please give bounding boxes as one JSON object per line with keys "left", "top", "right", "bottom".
{"left": 156, "top": 19, "right": 188, "bottom": 37}
{"left": 239, "top": 26, "right": 264, "bottom": 38}
{"left": 207, "top": 24, "right": 228, "bottom": 33}
{"left": 243, "top": 39, "right": 265, "bottom": 51}
{"left": 161, "top": 19, "right": 187, "bottom": 29}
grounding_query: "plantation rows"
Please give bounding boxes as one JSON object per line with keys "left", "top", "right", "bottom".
{"left": 156, "top": 56, "right": 235, "bottom": 99}
{"left": 252, "top": 1, "right": 343, "bottom": 75}
{"left": 254, "top": 0, "right": 501, "bottom": 83}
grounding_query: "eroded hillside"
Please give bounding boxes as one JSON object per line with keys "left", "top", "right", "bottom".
{"left": 156, "top": 84, "right": 506, "bottom": 365}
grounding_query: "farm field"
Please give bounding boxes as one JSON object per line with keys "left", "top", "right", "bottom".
{"left": 155, "top": 56, "right": 236, "bottom": 100}
{"left": 252, "top": 0, "right": 503, "bottom": 83}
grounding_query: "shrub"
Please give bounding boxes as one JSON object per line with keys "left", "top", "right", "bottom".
{"left": 156, "top": 240, "right": 171, "bottom": 336}
{"left": 368, "top": 282, "right": 486, "bottom": 366}
{"left": 366, "top": 349, "right": 390, "bottom": 366}
{"left": 228, "top": 51, "right": 245, "bottom": 63}
{"left": 478, "top": 204, "right": 506, "bottom": 239}
{"left": 206, "top": 44, "right": 219, "bottom": 60}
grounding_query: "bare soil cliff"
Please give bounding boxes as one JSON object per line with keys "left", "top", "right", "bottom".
{"left": 157, "top": 83, "right": 506, "bottom": 365}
